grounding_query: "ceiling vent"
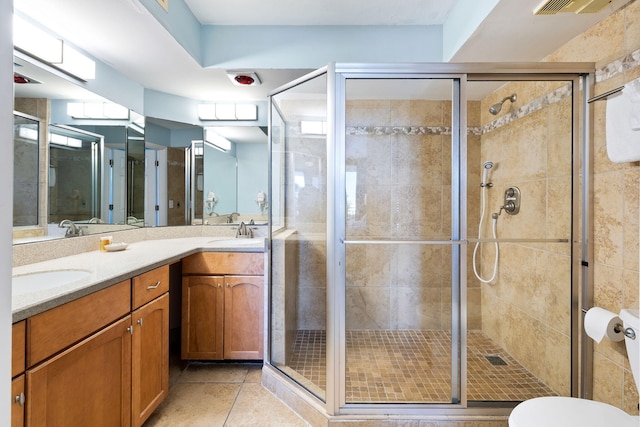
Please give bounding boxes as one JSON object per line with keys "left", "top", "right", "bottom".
{"left": 534, "top": 0, "right": 612, "bottom": 15}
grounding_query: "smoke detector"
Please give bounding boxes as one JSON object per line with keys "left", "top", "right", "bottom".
{"left": 534, "top": 0, "right": 613, "bottom": 15}
{"left": 226, "top": 71, "right": 261, "bottom": 86}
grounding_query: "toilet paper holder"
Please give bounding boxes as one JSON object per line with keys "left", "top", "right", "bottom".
{"left": 614, "top": 323, "right": 636, "bottom": 339}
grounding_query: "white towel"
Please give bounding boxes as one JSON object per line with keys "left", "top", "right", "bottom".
{"left": 606, "top": 78, "right": 640, "bottom": 163}
{"left": 627, "top": 78, "right": 640, "bottom": 131}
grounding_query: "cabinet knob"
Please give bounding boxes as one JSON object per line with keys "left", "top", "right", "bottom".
{"left": 147, "top": 281, "right": 161, "bottom": 290}
{"left": 137, "top": 318, "right": 143, "bottom": 326}
{"left": 217, "top": 283, "right": 221, "bottom": 288}
{"left": 15, "top": 392, "right": 25, "bottom": 406}
{"left": 226, "top": 283, "right": 230, "bottom": 288}
{"left": 127, "top": 326, "right": 133, "bottom": 334}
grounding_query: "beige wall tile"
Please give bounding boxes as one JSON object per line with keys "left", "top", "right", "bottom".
{"left": 546, "top": 9, "right": 625, "bottom": 66}
{"left": 593, "top": 352, "right": 624, "bottom": 408}
{"left": 623, "top": 367, "right": 640, "bottom": 415}
{"left": 593, "top": 171, "right": 625, "bottom": 267}
{"left": 624, "top": 0, "right": 640, "bottom": 53}
{"left": 623, "top": 169, "right": 639, "bottom": 271}
{"left": 544, "top": 328, "right": 572, "bottom": 395}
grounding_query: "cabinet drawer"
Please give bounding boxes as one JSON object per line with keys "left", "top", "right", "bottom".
{"left": 182, "top": 252, "right": 264, "bottom": 276}
{"left": 12, "top": 321, "right": 25, "bottom": 378}
{"left": 132, "top": 265, "right": 169, "bottom": 309}
{"left": 27, "top": 280, "right": 130, "bottom": 367}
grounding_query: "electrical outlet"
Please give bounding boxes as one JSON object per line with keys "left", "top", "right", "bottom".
{"left": 157, "top": 0, "right": 168, "bottom": 12}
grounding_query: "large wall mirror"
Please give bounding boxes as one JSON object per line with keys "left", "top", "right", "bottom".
{"left": 13, "top": 53, "right": 268, "bottom": 244}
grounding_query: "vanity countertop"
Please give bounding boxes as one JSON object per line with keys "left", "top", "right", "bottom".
{"left": 12, "top": 236, "right": 266, "bottom": 322}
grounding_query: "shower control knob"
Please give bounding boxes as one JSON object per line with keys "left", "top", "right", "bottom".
{"left": 502, "top": 186, "right": 521, "bottom": 215}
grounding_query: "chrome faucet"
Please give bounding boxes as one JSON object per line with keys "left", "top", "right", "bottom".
{"left": 227, "top": 212, "right": 240, "bottom": 224}
{"left": 59, "top": 219, "right": 84, "bottom": 237}
{"left": 235, "top": 221, "right": 253, "bottom": 239}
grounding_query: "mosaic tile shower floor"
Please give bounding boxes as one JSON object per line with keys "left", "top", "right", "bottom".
{"left": 288, "top": 329, "right": 557, "bottom": 403}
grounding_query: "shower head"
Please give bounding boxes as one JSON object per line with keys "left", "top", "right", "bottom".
{"left": 481, "top": 161, "right": 494, "bottom": 187}
{"left": 489, "top": 93, "right": 517, "bottom": 115}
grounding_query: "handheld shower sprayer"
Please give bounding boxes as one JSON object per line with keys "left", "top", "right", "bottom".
{"left": 481, "top": 161, "right": 493, "bottom": 188}
{"left": 489, "top": 93, "right": 517, "bottom": 115}
{"left": 473, "top": 160, "right": 499, "bottom": 284}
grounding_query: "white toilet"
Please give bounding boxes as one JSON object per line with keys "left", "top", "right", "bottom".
{"left": 509, "top": 309, "right": 640, "bottom": 427}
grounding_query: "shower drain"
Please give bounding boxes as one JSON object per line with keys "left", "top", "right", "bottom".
{"left": 485, "top": 355, "right": 508, "bottom": 366}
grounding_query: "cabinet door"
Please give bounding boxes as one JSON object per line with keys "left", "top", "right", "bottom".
{"left": 26, "top": 316, "right": 132, "bottom": 427}
{"left": 224, "top": 275, "right": 264, "bottom": 360}
{"left": 132, "top": 293, "right": 169, "bottom": 427}
{"left": 182, "top": 275, "right": 224, "bottom": 360}
{"left": 12, "top": 321, "right": 25, "bottom": 378}
{"left": 12, "top": 375, "right": 24, "bottom": 427}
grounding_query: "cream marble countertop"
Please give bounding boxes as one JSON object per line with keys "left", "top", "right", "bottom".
{"left": 12, "top": 236, "right": 266, "bottom": 322}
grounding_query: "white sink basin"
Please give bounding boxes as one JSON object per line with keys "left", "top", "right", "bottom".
{"left": 13, "top": 269, "right": 92, "bottom": 296}
{"left": 208, "top": 238, "right": 262, "bottom": 246}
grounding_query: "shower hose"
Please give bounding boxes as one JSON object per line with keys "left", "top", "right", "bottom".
{"left": 472, "top": 184, "right": 499, "bottom": 284}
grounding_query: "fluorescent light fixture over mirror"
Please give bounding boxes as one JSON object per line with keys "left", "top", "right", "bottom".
{"left": 14, "top": 16, "right": 63, "bottom": 64}
{"left": 50, "top": 133, "right": 82, "bottom": 148}
{"left": 57, "top": 45, "right": 96, "bottom": 80}
{"left": 204, "top": 129, "right": 232, "bottom": 151}
{"left": 198, "top": 103, "right": 257, "bottom": 121}
{"left": 67, "top": 102, "right": 129, "bottom": 119}
{"left": 300, "top": 120, "right": 327, "bottom": 135}
{"left": 13, "top": 15, "right": 95, "bottom": 80}
{"left": 18, "top": 127, "right": 38, "bottom": 141}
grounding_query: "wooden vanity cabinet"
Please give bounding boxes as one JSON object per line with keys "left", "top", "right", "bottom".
{"left": 223, "top": 275, "right": 264, "bottom": 360}
{"left": 12, "top": 321, "right": 26, "bottom": 427}
{"left": 131, "top": 265, "right": 169, "bottom": 427}
{"left": 182, "top": 275, "right": 224, "bottom": 359}
{"left": 182, "top": 252, "right": 264, "bottom": 361}
{"left": 131, "top": 294, "right": 169, "bottom": 426}
{"left": 17, "top": 264, "right": 170, "bottom": 427}
{"left": 12, "top": 375, "right": 25, "bottom": 427}
{"left": 26, "top": 315, "right": 133, "bottom": 426}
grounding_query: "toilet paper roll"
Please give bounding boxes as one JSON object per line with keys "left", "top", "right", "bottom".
{"left": 584, "top": 307, "right": 625, "bottom": 343}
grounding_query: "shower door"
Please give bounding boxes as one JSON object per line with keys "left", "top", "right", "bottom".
{"left": 338, "top": 76, "right": 466, "bottom": 405}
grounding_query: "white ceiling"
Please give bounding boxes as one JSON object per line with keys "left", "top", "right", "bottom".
{"left": 13, "top": 0, "right": 631, "bottom": 118}
{"left": 185, "top": 0, "right": 457, "bottom": 25}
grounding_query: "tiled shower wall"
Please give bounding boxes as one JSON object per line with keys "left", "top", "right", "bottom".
{"left": 544, "top": 0, "right": 640, "bottom": 414}
{"left": 478, "top": 82, "right": 574, "bottom": 396}
{"left": 284, "top": 99, "right": 482, "bottom": 332}
{"left": 343, "top": 99, "right": 481, "bottom": 331}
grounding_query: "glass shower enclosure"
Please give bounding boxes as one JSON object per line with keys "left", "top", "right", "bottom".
{"left": 268, "top": 63, "right": 593, "bottom": 418}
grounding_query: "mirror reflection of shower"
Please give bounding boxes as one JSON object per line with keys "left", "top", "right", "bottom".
{"left": 473, "top": 161, "right": 499, "bottom": 284}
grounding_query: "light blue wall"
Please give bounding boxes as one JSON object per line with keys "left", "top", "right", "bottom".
{"left": 171, "top": 127, "right": 203, "bottom": 148}
{"left": 202, "top": 25, "right": 443, "bottom": 68}
{"left": 134, "top": 0, "right": 446, "bottom": 68}
{"left": 204, "top": 143, "right": 237, "bottom": 214}
{"left": 237, "top": 143, "right": 268, "bottom": 214}
{"left": 137, "top": 0, "right": 202, "bottom": 64}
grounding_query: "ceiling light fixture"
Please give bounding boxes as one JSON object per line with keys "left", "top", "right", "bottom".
{"left": 226, "top": 71, "right": 261, "bottom": 86}
{"left": 67, "top": 102, "right": 130, "bottom": 119}
{"left": 198, "top": 103, "right": 258, "bottom": 121}
{"left": 13, "top": 15, "right": 95, "bottom": 81}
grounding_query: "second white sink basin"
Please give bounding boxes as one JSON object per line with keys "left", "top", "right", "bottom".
{"left": 207, "top": 238, "right": 262, "bottom": 246}
{"left": 13, "top": 269, "right": 92, "bottom": 296}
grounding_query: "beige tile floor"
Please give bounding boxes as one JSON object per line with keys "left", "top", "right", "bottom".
{"left": 144, "top": 361, "right": 308, "bottom": 427}
{"left": 288, "top": 329, "right": 556, "bottom": 403}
